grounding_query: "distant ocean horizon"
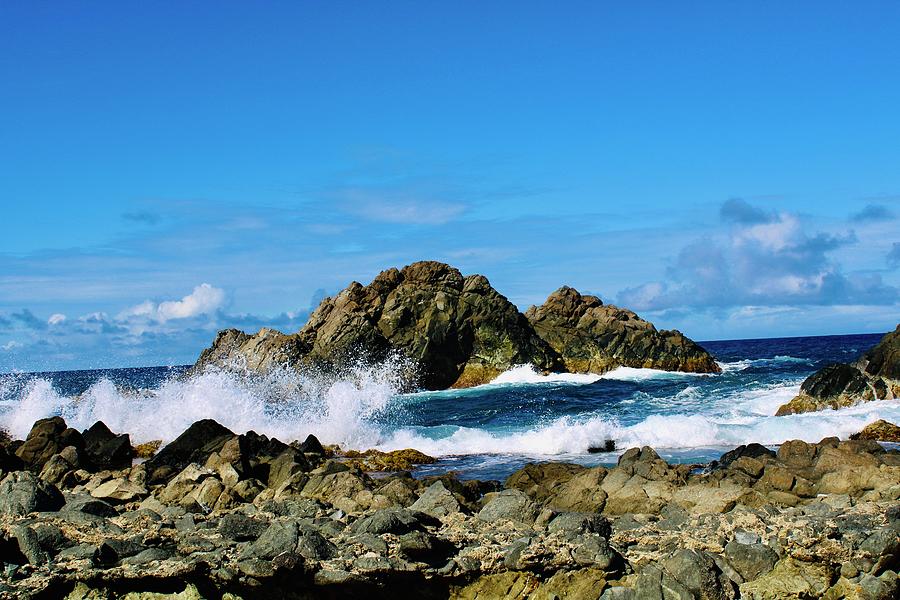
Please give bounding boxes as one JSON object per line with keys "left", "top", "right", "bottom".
{"left": 2, "top": 331, "right": 897, "bottom": 481}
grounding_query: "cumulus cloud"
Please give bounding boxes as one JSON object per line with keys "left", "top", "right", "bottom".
{"left": 851, "top": 204, "right": 894, "bottom": 222}
{"left": 47, "top": 313, "right": 66, "bottom": 326}
{"left": 618, "top": 201, "right": 898, "bottom": 311}
{"left": 2, "top": 341, "right": 23, "bottom": 351}
{"left": 120, "top": 284, "right": 226, "bottom": 323}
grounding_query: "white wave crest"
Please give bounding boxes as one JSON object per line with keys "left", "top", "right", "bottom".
{"left": 717, "top": 355, "right": 812, "bottom": 373}
{"left": 0, "top": 362, "right": 406, "bottom": 448}
{"left": 489, "top": 365, "right": 602, "bottom": 385}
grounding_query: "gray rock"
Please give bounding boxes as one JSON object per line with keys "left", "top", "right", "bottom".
{"left": 349, "top": 508, "right": 422, "bottom": 535}
{"left": 548, "top": 512, "right": 612, "bottom": 537}
{"left": 63, "top": 495, "right": 117, "bottom": 518}
{"left": 410, "top": 481, "right": 461, "bottom": 518}
{"left": 56, "top": 543, "right": 97, "bottom": 561}
{"left": 121, "top": 547, "right": 171, "bottom": 565}
{"left": 398, "top": 530, "right": 454, "bottom": 565}
{"left": 571, "top": 534, "right": 621, "bottom": 572}
{"left": 218, "top": 513, "right": 267, "bottom": 541}
{"left": 662, "top": 548, "right": 732, "bottom": 600}
{"left": 11, "top": 525, "right": 47, "bottom": 565}
{"left": 348, "top": 533, "right": 388, "bottom": 555}
{"left": 0, "top": 471, "right": 64, "bottom": 516}
{"left": 724, "top": 540, "right": 778, "bottom": 582}
{"left": 859, "top": 527, "right": 899, "bottom": 559}
{"left": 477, "top": 489, "right": 537, "bottom": 524}
{"left": 296, "top": 529, "right": 337, "bottom": 561}
{"left": 240, "top": 520, "right": 299, "bottom": 560}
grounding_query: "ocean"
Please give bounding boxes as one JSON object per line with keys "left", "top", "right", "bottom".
{"left": 2, "top": 332, "right": 898, "bottom": 481}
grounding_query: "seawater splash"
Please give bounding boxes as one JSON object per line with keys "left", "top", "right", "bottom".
{"left": 0, "top": 360, "right": 407, "bottom": 448}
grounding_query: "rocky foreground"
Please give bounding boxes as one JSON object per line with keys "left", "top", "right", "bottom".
{"left": 0, "top": 418, "right": 898, "bottom": 599}
{"left": 195, "top": 261, "right": 720, "bottom": 390}
{"left": 777, "top": 325, "right": 900, "bottom": 416}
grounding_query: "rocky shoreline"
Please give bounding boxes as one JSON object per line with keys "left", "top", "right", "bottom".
{"left": 0, "top": 417, "right": 897, "bottom": 599}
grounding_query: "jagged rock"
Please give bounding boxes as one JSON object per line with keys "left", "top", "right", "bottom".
{"left": 777, "top": 325, "right": 900, "bottom": 415}
{"left": 15, "top": 417, "right": 84, "bottom": 471}
{"left": 851, "top": 419, "right": 900, "bottom": 442}
{"left": 197, "top": 261, "right": 562, "bottom": 389}
{"left": 82, "top": 421, "right": 133, "bottom": 470}
{"left": 194, "top": 262, "right": 715, "bottom": 390}
{"left": 0, "top": 471, "right": 64, "bottom": 515}
{"left": 146, "top": 419, "right": 235, "bottom": 479}
{"left": 548, "top": 512, "right": 612, "bottom": 537}
{"left": 525, "top": 286, "right": 720, "bottom": 374}
{"left": 218, "top": 513, "right": 267, "bottom": 541}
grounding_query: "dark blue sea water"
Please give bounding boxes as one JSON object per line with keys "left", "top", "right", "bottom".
{"left": 1, "top": 333, "right": 897, "bottom": 481}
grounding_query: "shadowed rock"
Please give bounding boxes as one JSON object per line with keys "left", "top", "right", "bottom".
{"left": 777, "top": 325, "right": 900, "bottom": 415}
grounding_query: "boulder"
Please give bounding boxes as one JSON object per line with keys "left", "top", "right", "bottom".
{"left": 15, "top": 417, "right": 84, "bottom": 471}
{"left": 82, "top": 421, "right": 133, "bottom": 470}
{"left": 145, "top": 419, "right": 235, "bottom": 478}
{"left": 524, "top": 286, "right": 720, "bottom": 374}
{"left": 477, "top": 489, "right": 538, "bottom": 525}
{"left": 89, "top": 478, "right": 147, "bottom": 503}
{"left": 739, "top": 558, "right": 833, "bottom": 599}
{"left": 851, "top": 419, "right": 900, "bottom": 442}
{"left": 410, "top": 480, "right": 461, "bottom": 518}
{"left": 0, "top": 471, "right": 64, "bottom": 515}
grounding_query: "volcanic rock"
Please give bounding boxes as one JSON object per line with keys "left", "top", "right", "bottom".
{"left": 15, "top": 417, "right": 84, "bottom": 471}
{"left": 525, "top": 286, "right": 721, "bottom": 374}
{"left": 193, "top": 261, "right": 717, "bottom": 390}
{"left": 851, "top": 419, "right": 900, "bottom": 442}
{"left": 777, "top": 325, "right": 900, "bottom": 415}
{"left": 145, "top": 419, "right": 235, "bottom": 479}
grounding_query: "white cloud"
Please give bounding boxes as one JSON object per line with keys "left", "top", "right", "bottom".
{"left": 119, "top": 284, "right": 226, "bottom": 323}
{"left": 2, "top": 341, "right": 23, "bottom": 351}
{"left": 47, "top": 313, "right": 67, "bottom": 326}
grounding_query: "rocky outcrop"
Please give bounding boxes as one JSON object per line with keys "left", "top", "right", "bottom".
{"left": 525, "top": 286, "right": 721, "bottom": 374}
{"left": 194, "top": 261, "right": 718, "bottom": 389}
{"left": 852, "top": 420, "right": 900, "bottom": 442}
{"left": 777, "top": 325, "right": 900, "bottom": 415}
{"left": 0, "top": 417, "right": 897, "bottom": 599}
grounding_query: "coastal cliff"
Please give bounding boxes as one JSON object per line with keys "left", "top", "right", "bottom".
{"left": 776, "top": 325, "right": 900, "bottom": 416}
{"left": 194, "top": 261, "right": 720, "bottom": 389}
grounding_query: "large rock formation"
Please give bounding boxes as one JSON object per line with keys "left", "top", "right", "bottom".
{"left": 194, "top": 261, "right": 719, "bottom": 389}
{"left": 524, "top": 286, "right": 721, "bottom": 374}
{"left": 777, "top": 325, "right": 900, "bottom": 415}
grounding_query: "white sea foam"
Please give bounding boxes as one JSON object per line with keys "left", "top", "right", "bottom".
{"left": 489, "top": 365, "right": 602, "bottom": 385}
{"left": 3, "top": 359, "right": 898, "bottom": 460}
{"left": 717, "top": 356, "right": 812, "bottom": 373}
{"left": 0, "top": 362, "right": 405, "bottom": 448}
{"left": 376, "top": 395, "right": 900, "bottom": 456}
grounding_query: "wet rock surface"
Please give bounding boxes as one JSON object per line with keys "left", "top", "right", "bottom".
{"left": 0, "top": 416, "right": 896, "bottom": 598}
{"left": 778, "top": 325, "right": 900, "bottom": 415}
{"left": 193, "top": 261, "right": 719, "bottom": 390}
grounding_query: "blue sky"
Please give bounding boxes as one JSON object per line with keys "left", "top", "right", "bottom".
{"left": 1, "top": 2, "right": 899, "bottom": 371}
